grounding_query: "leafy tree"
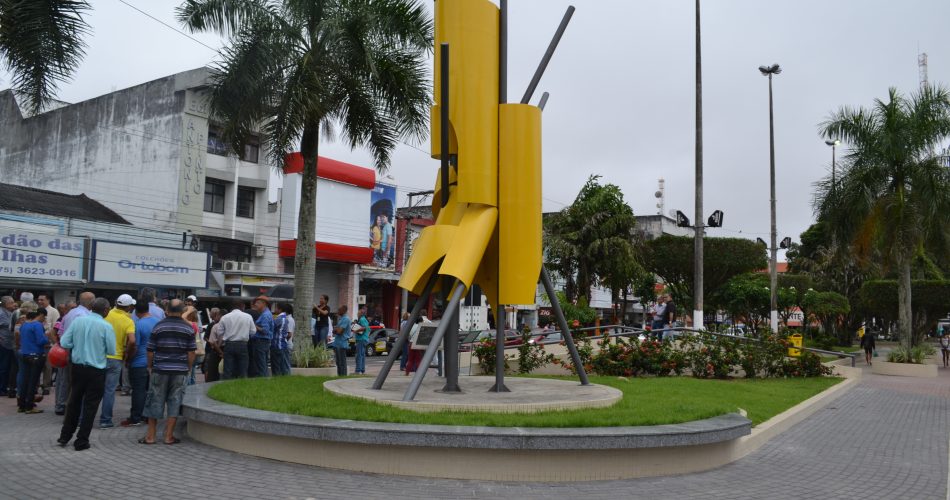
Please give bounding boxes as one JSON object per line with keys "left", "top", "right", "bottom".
{"left": 0, "top": 0, "right": 90, "bottom": 114}
{"left": 801, "top": 290, "right": 851, "bottom": 343}
{"left": 717, "top": 273, "right": 770, "bottom": 333}
{"left": 179, "top": 0, "right": 432, "bottom": 334}
{"left": 643, "top": 236, "right": 767, "bottom": 311}
{"left": 857, "top": 280, "right": 950, "bottom": 344}
{"left": 544, "top": 175, "right": 640, "bottom": 303}
{"left": 817, "top": 86, "right": 950, "bottom": 348}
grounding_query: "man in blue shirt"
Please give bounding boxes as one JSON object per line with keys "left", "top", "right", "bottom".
{"left": 270, "top": 303, "right": 293, "bottom": 376}
{"left": 353, "top": 306, "right": 371, "bottom": 374}
{"left": 55, "top": 292, "right": 94, "bottom": 415}
{"left": 58, "top": 298, "right": 116, "bottom": 451}
{"left": 17, "top": 309, "right": 48, "bottom": 414}
{"left": 249, "top": 297, "right": 273, "bottom": 378}
{"left": 122, "top": 301, "right": 158, "bottom": 427}
{"left": 332, "top": 305, "right": 352, "bottom": 376}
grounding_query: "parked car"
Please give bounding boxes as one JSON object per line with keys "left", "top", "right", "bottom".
{"left": 346, "top": 325, "right": 386, "bottom": 357}
{"left": 371, "top": 328, "right": 399, "bottom": 356}
{"left": 529, "top": 331, "right": 562, "bottom": 344}
{"left": 459, "top": 329, "right": 522, "bottom": 352}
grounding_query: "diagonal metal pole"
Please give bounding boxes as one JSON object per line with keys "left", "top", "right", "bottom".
{"left": 540, "top": 268, "right": 590, "bottom": 385}
{"left": 520, "top": 5, "right": 575, "bottom": 104}
{"left": 371, "top": 273, "right": 437, "bottom": 390}
{"left": 440, "top": 42, "right": 450, "bottom": 208}
{"left": 403, "top": 282, "right": 466, "bottom": 401}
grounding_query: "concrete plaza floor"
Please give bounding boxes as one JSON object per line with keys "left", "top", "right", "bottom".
{"left": 0, "top": 362, "right": 947, "bottom": 499}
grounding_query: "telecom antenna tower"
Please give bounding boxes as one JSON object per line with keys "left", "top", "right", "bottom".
{"left": 919, "top": 52, "right": 929, "bottom": 89}
{"left": 655, "top": 178, "right": 665, "bottom": 216}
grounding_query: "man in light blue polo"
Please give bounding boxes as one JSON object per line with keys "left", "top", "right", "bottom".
{"left": 55, "top": 292, "right": 94, "bottom": 415}
{"left": 57, "top": 298, "right": 116, "bottom": 451}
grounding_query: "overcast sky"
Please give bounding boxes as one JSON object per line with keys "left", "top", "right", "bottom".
{"left": 3, "top": 0, "right": 949, "bottom": 258}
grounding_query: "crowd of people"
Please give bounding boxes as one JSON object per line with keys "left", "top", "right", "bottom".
{"left": 0, "top": 288, "right": 297, "bottom": 451}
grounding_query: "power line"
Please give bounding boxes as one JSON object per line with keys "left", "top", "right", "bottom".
{"left": 115, "top": 0, "right": 219, "bottom": 53}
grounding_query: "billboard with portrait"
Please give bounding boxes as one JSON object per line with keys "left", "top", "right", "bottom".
{"left": 368, "top": 182, "right": 397, "bottom": 271}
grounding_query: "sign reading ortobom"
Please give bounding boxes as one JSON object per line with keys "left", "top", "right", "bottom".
{"left": 90, "top": 241, "right": 210, "bottom": 288}
{"left": 0, "top": 232, "right": 85, "bottom": 282}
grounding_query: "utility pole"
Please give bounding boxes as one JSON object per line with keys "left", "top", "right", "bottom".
{"left": 693, "top": 0, "right": 704, "bottom": 330}
{"left": 759, "top": 63, "right": 781, "bottom": 333}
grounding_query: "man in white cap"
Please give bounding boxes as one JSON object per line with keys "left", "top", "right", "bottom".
{"left": 99, "top": 294, "right": 136, "bottom": 429}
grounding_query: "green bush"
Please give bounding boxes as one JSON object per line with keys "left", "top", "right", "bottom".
{"left": 473, "top": 338, "right": 511, "bottom": 375}
{"left": 588, "top": 337, "right": 686, "bottom": 377}
{"left": 291, "top": 342, "right": 333, "bottom": 368}
{"left": 886, "top": 345, "right": 934, "bottom": 364}
{"left": 516, "top": 327, "right": 555, "bottom": 374}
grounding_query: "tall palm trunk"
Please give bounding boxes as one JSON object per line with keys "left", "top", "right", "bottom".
{"left": 897, "top": 250, "right": 913, "bottom": 349}
{"left": 293, "top": 124, "right": 319, "bottom": 343}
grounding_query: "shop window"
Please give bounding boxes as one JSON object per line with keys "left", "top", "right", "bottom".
{"left": 204, "top": 180, "right": 225, "bottom": 214}
{"left": 237, "top": 187, "right": 255, "bottom": 218}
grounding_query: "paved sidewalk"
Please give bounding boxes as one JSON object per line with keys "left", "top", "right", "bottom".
{"left": 0, "top": 367, "right": 947, "bottom": 499}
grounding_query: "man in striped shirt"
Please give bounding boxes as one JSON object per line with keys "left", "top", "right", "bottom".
{"left": 140, "top": 299, "right": 196, "bottom": 445}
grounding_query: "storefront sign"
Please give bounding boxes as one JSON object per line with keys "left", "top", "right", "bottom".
{"left": 367, "top": 182, "right": 397, "bottom": 271}
{"left": 90, "top": 241, "right": 209, "bottom": 288}
{"left": 0, "top": 231, "right": 85, "bottom": 282}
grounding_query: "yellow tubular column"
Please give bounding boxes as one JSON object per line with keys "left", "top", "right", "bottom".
{"left": 431, "top": 0, "right": 499, "bottom": 207}
{"left": 498, "top": 104, "right": 543, "bottom": 305}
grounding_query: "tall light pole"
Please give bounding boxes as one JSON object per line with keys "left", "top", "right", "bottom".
{"left": 693, "top": 0, "right": 704, "bottom": 330}
{"left": 824, "top": 139, "right": 839, "bottom": 192}
{"left": 759, "top": 63, "right": 781, "bottom": 333}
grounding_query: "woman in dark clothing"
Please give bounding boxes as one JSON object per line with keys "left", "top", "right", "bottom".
{"left": 860, "top": 331, "right": 876, "bottom": 366}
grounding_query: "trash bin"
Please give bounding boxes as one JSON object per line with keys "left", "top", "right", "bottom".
{"left": 788, "top": 333, "right": 803, "bottom": 357}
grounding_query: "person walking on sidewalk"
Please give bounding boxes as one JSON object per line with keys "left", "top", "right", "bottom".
{"left": 16, "top": 309, "right": 48, "bottom": 413}
{"left": 139, "top": 299, "right": 196, "bottom": 446}
{"left": 58, "top": 298, "right": 116, "bottom": 451}
{"left": 121, "top": 302, "right": 158, "bottom": 427}
{"left": 99, "top": 294, "right": 137, "bottom": 429}
{"left": 332, "top": 305, "right": 351, "bottom": 376}
{"left": 938, "top": 328, "right": 949, "bottom": 368}
{"left": 860, "top": 331, "right": 876, "bottom": 366}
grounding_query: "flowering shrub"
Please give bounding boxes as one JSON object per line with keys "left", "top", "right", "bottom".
{"left": 516, "top": 327, "right": 554, "bottom": 374}
{"left": 473, "top": 338, "right": 510, "bottom": 375}
{"left": 555, "top": 332, "right": 833, "bottom": 379}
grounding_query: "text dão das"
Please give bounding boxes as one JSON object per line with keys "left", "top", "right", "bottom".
{"left": 0, "top": 234, "right": 83, "bottom": 264}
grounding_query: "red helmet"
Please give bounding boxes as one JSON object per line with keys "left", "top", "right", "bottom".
{"left": 49, "top": 344, "right": 69, "bottom": 368}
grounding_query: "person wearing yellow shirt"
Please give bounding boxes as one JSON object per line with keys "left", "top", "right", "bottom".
{"left": 99, "top": 294, "right": 137, "bottom": 429}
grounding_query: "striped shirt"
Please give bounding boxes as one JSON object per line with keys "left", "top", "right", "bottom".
{"left": 147, "top": 317, "right": 196, "bottom": 374}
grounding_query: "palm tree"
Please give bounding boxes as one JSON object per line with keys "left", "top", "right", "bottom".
{"left": 0, "top": 0, "right": 91, "bottom": 114}
{"left": 177, "top": 0, "right": 431, "bottom": 336}
{"left": 544, "top": 175, "right": 640, "bottom": 304}
{"left": 817, "top": 86, "right": 950, "bottom": 348}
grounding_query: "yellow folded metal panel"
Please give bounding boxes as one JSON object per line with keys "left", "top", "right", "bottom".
{"left": 397, "top": 224, "right": 456, "bottom": 295}
{"left": 439, "top": 204, "right": 498, "bottom": 288}
{"left": 498, "top": 104, "right": 543, "bottom": 305}
{"left": 432, "top": 0, "right": 499, "bottom": 207}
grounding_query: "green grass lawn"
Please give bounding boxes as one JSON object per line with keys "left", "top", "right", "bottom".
{"left": 207, "top": 375, "right": 841, "bottom": 427}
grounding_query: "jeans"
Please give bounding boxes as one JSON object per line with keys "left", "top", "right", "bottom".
{"left": 98, "top": 358, "right": 122, "bottom": 425}
{"left": 188, "top": 355, "right": 205, "bottom": 385}
{"left": 59, "top": 364, "right": 106, "bottom": 448}
{"left": 0, "top": 346, "right": 13, "bottom": 394}
{"left": 333, "top": 347, "right": 348, "bottom": 376}
{"left": 270, "top": 347, "right": 291, "bottom": 376}
{"left": 355, "top": 340, "right": 367, "bottom": 374}
{"left": 142, "top": 372, "right": 187, "bottom": 419}
{"left": 55, "top": 365, "right": 70, "bottom": 412}
{"left": 16, "top": 354, "right": 44, "bottom": 410}
{"left": 399, "top": 341, "right": 409, "bottom": 371}
{"left": 313, "top": 326, "right": 329, "bottom": 347}
{"left": 222, "top": 341, "right": 248, "bottom": 380}
{"left": 249, "top": 339, "right": 270, "bottom": 378}
{"left": 119, "top": 365, "right": 130, "bottom": 392}
{"left": 651, "top": 319, "right": 665, "bottom": 339}
{"left": 128, "top": 367, "right": 149, "bottom": 424}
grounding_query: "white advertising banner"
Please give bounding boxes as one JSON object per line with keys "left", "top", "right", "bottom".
{"left": 0, "top": 231, "right": 86, "bottom": 282}
{"left": 91, "top": 241, "right": 209, "bottom": 288}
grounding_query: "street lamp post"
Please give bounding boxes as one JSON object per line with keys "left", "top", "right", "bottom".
{"left": 694, "top": 0, "right": 704, "bottom": 330}
{"left": 824, "top": 139, "right": 839, "bottom": 192}
{"left": 759, "top": 63, "right": 781, "bottom": 334}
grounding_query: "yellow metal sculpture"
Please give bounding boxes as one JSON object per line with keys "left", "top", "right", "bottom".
{"left": 398, "top": 0, "right": 542, "bottom": 307}
{"left": 374, "top": 0, "right": 584, "bottom": 400}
